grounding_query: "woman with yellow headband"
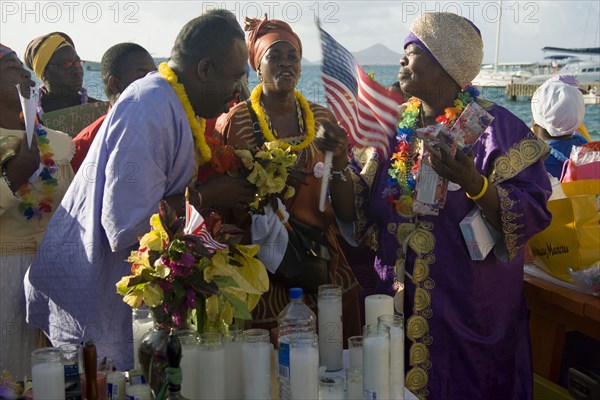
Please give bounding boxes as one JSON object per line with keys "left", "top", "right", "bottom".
{"left": 216, "top": 15, "right": 362, "bottom": 341}
{"left": 24, "top": 31, "right": 98, "bottom": 116}
{"left": 0, "top": 44, "right": 74, "bottom": 379}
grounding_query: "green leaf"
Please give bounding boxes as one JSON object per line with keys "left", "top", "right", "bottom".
{"left": 220, "top": 291, "right": 252, "bottom": 321}
{"left": 171, "top": 279, "right": 187, "bottom": 300}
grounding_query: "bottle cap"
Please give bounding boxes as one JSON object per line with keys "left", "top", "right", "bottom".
{"left": 289, "top": 287, "right": 303, "bottom": 299}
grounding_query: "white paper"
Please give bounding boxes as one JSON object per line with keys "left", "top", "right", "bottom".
{"left": 16, "top": 84, "right": 38, "bottom": 149}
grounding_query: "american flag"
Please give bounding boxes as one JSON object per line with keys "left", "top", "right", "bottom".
{"left": 184, "top": 203, "right": 227, "bottom": 254}
{"left": 319, "top": 27, "right": 402, "bottom": 158}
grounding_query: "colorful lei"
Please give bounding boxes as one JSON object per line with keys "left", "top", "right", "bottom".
{"left": 16, "top": 123, "right": 59, "bottom": 220}
{"left": 384, "top": 85, "right": 479, "bottom": 214}
{"left": 158, "top": 62, "right": 210, "bottom": 165}
{"left": 249, "top": 84, "right": 315, "bottom": 152}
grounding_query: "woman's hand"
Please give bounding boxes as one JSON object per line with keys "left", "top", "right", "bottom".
{"left": 425, "top": 138, "right": 483, "bottom": 194}
{"left": 3, "top": 132, "right": 40, "bottom": 192}
{"left": 315, "top": 120, "right": 349, "bottom": 168}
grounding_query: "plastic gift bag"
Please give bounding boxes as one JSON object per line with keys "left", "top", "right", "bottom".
{"left": 528, "top": 180, "right": 600, "bottom": 283}
{"left": 560, "top": 141, "right": 600, "bottom": 182}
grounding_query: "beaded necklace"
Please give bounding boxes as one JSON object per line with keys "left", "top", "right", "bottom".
{"left": 16, "top": 123, "right": 59, "bottom": 220}
{"left": 158, "top": 62, "right": 210, "bottom": 165}
{"left": 249, "top": 84, "right": 315, "bottom": 151}
{"left": 384, "top": 86, "right": 479, "bottom": 214}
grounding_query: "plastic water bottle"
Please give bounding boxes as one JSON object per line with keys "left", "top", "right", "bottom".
{"left": 277, "top": 287, "right": 317, "bottom": 400}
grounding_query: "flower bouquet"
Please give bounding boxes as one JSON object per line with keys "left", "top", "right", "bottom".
{"left": 116, "top": 199, "right": 269, "bottom": 393}
{"left": 116, "top": 200, "right": 269, "bottom": 330}
{"left": 234, "top": 141, "right": 298, "bottom": 212}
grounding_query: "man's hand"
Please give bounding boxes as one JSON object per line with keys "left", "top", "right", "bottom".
{"left": 196, "top": 174, "right": 257, "bottom": 210}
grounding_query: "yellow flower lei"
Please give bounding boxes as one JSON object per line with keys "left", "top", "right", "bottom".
{"left": 158, "top": 62, "right": 210, "bottom": 165}
{"left": 249, "top": 84, "right": 315, "bottom": 152}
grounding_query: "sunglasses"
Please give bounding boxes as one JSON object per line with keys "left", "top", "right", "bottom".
{"left": 47, "top": 59, "right": 83, "bottom": 70}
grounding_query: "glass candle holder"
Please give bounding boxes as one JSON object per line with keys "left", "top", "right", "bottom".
{"left": 177, "top": 329, "right": 200, "bottom": 399}
{"left": 378, "top": 314, "right": 405, "bottom": 400}
{"left": 347, "top": 335, "right": 363, "bottom": 370}
{"left": 60, "top": 344, "right": 82, "bottom": 399}
{"left": 31, "top": 348, "right": 65, "bottom": 400}
{"left": 225, "top": 327, "right": 244, "bottom": 399}
{"left": 242, "top": 329, "right": 271, "bottom": 400}
{"left": 318, "top": 375, "right": 345, "bottom": 400}
{"left": 318, "top": 284, "right": 343, "bottom": 371}
{"left": 197, "top": 332, "right": 225, "bottom": 399}
{"left": 132, "top": 306, "right": 153, "bottom": 369}
{"left": 290, "top": 333, "right": 319, "bottom": 400}
{"left": 362, "top": 324, "right": 390, "bottom": 400}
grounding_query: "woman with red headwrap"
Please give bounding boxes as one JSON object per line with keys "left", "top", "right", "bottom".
{"left": 216, "top": 15, "right": 361, "bottom": 340}
{"left": 0, "top": 44, "right": 74, "bottom": 379}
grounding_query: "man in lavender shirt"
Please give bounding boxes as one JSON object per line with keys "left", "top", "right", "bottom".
{"left": 24, "top": 14, "right": 255, "bottom": 370}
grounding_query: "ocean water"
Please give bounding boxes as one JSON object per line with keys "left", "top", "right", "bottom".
{"left": 83, "top": 64, "right": 600, "bottom": 140}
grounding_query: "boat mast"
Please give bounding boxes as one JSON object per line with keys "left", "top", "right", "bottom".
{"left": 494, "top": 0, "right": 502, "bottom": 71}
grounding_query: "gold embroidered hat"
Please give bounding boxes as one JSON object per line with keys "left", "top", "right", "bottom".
{"left": 405, "top": 12, "right": 483, "bottom": 89}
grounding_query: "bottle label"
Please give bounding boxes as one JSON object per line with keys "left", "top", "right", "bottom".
{"left": 278, "top": 341, "right": 291, "bottom": 381}
{"left": 108, "top": 383, "right": 119, "bottom": 398}
{"left": 364, "top": 389, "right": 378, "bottom": 400}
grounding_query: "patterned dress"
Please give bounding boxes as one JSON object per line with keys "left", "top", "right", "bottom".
{"left": 350, "top": 100, "right": 552, "bottom": 399}
{"left": 216, "top": 100, "right": 362, "bottom": 341}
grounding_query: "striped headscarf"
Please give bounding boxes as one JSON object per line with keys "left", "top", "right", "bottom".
{"left": 23, "top": 32, "right": 75, "bottom": 80}
{"left": 0, "top": 44, "right": 15, "bottom": 58}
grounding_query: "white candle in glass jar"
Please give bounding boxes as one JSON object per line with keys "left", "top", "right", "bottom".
{"left": 363, "top": 325, "right": 390, "bottom": 400}
{"left": 346, "top": 367, "right": 363, "bottom": 400}
{"left": 242, "top": 335, "right": 271, "bottom": 399}
{"left": 197, "top": 333, "right": 226, "bottom": 400}
{"left": 318, "top": 285, "right": 343, "bottom": 371}
{"left": 378, "top": 314, "right": 405, "bottom": 400}
{"left": 225, "top": 330, "right": 244, "bottom": 399}
{"left": 32, "top": 362, "right": 65, "bottom": 399}
{"left": 364, "top": 294, "right": 394, "bottom": 326}
{"left": 180, "top": 343, "right": 200, "bottom": 398}
{"left": 290, "top": 336, "right": 319, "bottom": 400}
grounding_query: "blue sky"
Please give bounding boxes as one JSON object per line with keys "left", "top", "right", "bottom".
{"left": 1, "top": 1, "right": 599, "bottom": 64}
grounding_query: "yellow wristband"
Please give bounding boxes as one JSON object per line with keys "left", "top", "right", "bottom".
{"left": 466, "top": 175, "right": 488, "bottom": 201}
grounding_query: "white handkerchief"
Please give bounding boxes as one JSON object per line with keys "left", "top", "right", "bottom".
{"left": 251, "top": 198, "right": 289, "bottom": 274}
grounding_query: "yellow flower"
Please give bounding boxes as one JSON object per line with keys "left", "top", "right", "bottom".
{"left": 234, "top": 149, "right": 255, "bottom": 170}
{"left": 123, "top": 291, "right": 144, "bottom": 309}
{"left": 143, "top": 283, "right": 164, "bottom": 307}
{"left": 139, "top": 230, "right": 163, "bottom": 252}
{"left": 206, "top": 294, "right": 219, "bottom": 321}
{"left": 221, "top": 302, "right": 234, "bottom": 326}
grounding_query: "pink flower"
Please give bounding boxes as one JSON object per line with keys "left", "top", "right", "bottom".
{"left": 172, "top": 311, "right": 184, "bottom": 327}
{"left": 186, "top": 289, "right": 197, "bottom": 309}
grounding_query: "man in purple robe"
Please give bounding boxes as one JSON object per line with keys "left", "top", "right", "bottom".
{"left": 321, "top": 12, "right": 552, "bottom": 400}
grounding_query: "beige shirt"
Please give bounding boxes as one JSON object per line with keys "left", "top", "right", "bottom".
{"left": 0, "top": 126, "right": 75, "bottom": 256}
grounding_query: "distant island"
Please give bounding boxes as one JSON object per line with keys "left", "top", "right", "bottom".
{"left": 84, "top": 43, "right": 402, "bottom": 70}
